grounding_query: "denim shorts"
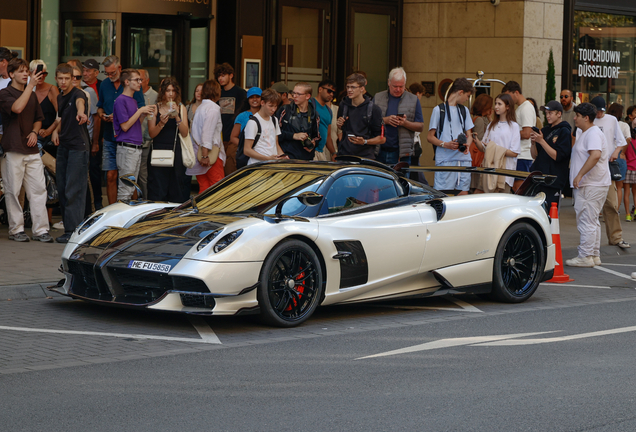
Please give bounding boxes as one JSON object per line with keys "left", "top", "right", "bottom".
{"left": 102, "top": 139, "right": 118, "bottom": 171}
{"left": 617, "top": 158, "right": 627, "bottom": 181}
{"left": 434, "top": 160, "right": 471, "bottom": 191}
{"left": 516, "top": 159, "right": 533, "bottom": 172}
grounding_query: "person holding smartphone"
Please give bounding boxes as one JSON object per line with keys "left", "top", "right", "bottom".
{"left": 243, "top": 89, "right": 289, "bottom": 165}
{"left": 336, "top": 73, "right": 385, "bottom": 159}
{"left": 529, "top": 100, "right": 572, "bottom": 209}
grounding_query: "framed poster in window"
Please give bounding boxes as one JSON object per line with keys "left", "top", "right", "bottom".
{"left": 243, "top": 59, "right": 261, "bottom": 89}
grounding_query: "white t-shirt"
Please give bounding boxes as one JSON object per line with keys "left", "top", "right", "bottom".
{"left": 618, "top": 121, "right": 631, "bottom": 147}
{"left": 245, "top": 112, "right": 281, "bottom": 165}
{"left": 572, "top": 125, "right": 610, "bottom": 188}
{"left": 594, "top": 114, "right": 625, "bottom": 153}
{"left": 515, "top": 100, "right": 535, "bottom": 161}
{"left": 483, "top": 121, "right": 521, "bottom": 186}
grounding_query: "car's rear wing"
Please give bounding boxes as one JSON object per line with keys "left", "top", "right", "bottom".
{"left": 393, "top": 164, "right": 557, "bottom": 197}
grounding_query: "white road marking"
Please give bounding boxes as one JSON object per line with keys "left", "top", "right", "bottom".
{"left": 446, "top": 297, "right": 483, "bottom": 313}
{"left": 188, "top": 316, "right": 222, "bottom": 344}
{"left": 593, "top": 265, "right": 636, "bottom": 281}
{"left": 356, "top": 332, "right": 557, "bottom": 359}
{"left": 541, "top": 283, "right": 611, "bottom": 289}
{"left": 478, "top": 325, "right": 636, "bottom": 346}
{"left": 599, "top": 263, "right": 636, "bottom": 267}
{"left": 0, "top": 325, "right": 221, "bottom": 344}
{"left": 373, "top": 296, "right": 482, "bottom": 313}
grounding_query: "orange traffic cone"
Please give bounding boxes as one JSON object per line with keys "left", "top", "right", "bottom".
{"left": 547, "top": 202, "right": 574, "bottom": 283}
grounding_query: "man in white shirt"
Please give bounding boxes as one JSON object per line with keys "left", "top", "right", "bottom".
{"left": 590, "top": 96, "right": 630, "bottom": 249}
{"left": 567, "top": 102, "right": 611, "bottom": 267}
{"left": 243, "top": 89, "right": 287, "bottom": 165}
{"left": 502, "top": 81, "right": 535, "bottom": 190}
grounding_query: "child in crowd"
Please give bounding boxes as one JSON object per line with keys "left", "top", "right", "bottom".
{"left": 243, "top": 89, "right": 288, "bottom": 165}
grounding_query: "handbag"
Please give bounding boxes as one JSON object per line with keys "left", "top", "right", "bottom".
{"left": 180, "top": 132, "right": 196, "bottom": 168}
{"left": 609, "top": 160, "right": 622, "bottom": 181}
{"left": 150, "top": 122, "right": 177, "bottom": 168}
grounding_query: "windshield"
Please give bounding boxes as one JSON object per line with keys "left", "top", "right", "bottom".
{"left": 187, "top": 167, "right": 326, "bottom": 214}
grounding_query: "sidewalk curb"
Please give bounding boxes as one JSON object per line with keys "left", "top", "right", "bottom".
{"left": 0, "top": 282, "right": 61, "bottom": 301}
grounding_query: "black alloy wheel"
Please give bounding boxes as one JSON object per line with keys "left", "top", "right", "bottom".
{"left": 258, "top": 239, "right": 323, "bottom": 327}
{"left": 489, "top": 222, "right": 545, "bottom": 303}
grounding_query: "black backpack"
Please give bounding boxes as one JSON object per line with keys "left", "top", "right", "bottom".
{"left": 236, "top": 115, "right": 279, "bottom": 168}
{"left": 433, "top": 102, "right": 468, "bottom": 154}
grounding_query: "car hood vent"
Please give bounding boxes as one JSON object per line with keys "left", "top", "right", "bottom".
{"left": 427, "top": 199, "right": 446, "bottom": 221}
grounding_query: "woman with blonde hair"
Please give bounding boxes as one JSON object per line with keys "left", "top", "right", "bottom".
{"left": 186, "top": 79, "right": 226, "bottom": 193}
{"left": 147, "top": 76, "right": 191, "bottom": 202}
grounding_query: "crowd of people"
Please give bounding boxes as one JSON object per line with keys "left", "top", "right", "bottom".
{"left": 1, "top": 47, "right": 635, "bottom": 267}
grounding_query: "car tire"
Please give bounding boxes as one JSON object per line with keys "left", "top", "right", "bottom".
{"left": 489, "top": 222, "right": 545, "bottom": 303}
{"left": 258, "top": 239, "right": 324, "bottom": 327}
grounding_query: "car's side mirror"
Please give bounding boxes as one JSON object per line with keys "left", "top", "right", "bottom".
{"left": 119, "top": 174, "right": 143, "bottom": 200}
{"left": 275, "top": 191, "right": 324, "bottom": 218}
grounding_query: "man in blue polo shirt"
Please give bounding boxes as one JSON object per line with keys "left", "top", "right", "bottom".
{"left": 312, "top": 79, "right": 337, "bottom": 161}
{"left": 96, "top": 55, "right": 144, "bottom": 204}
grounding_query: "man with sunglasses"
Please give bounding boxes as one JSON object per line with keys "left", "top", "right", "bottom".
{"left": 560, "top": 89, "right": 576, "bottom": 131}
{"left": 96, "top": 55, "right": 145, "bottom": 205}
{"left": 312, "top": 79, "right": 337, "bottom": 161}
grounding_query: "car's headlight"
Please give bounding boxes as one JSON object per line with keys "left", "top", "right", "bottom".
{"left": 77, "top": 213, "right": 103, "bottom": 234}
{"left": 197, "top": 229, "right": 223, "bottom": 251}
{"left": 213, "top": 229, "right": 243, "bottom": 253}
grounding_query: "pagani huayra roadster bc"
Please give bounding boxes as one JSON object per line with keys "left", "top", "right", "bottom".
{"left": 50, "top": 157, "right": 556, "bottom": 327}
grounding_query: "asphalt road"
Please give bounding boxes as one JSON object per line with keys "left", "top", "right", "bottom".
{"left": 2, "top": 254, "right": 636, "bottom": 431}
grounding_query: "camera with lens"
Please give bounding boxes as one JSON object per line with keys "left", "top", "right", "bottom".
{"left": 302, "top": 138, "right": 315, "bottom": 151}
{"left": 456, "top": 133, "right": 467, "bottom": 152}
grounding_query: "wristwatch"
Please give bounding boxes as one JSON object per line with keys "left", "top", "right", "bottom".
{"left": 364, "top": 139, "right": 368, "bottom": 145}
{"left": 441, "top": 142, "right": 445, "bottom": 148}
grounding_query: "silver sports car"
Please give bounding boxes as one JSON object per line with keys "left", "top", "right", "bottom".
{"left": 51, "top": 158, "right": 556, "bottom": 327}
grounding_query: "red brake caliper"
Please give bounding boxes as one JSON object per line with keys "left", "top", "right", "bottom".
{"left": 285, "top": 267, "right": 305, "bottom": 311}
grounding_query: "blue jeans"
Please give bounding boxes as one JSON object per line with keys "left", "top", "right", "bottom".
{"left": 377, "top": 149, "right": 409, "bottom": 165}
{"left": 56, "top": 147, "right": 89, "bottom": 234}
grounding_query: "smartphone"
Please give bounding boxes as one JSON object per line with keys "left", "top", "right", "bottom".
{"left": 348, "top": 134, "right": 356, "bottom": 138}
{"left": 397, "top": 113, "right": 405, "bottom": 117}
{"left": 531, "top": 126, "right": 541, "bottom": 133}
{"left": 35, "top": 64, "right": 44, "bottom": 74}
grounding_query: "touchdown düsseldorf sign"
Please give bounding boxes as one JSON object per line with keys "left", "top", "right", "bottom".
{"left": 578, "top": 49, "right": 621, "bottom": 79}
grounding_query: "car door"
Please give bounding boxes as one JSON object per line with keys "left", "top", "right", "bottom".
{"left": 315, "top": 173, "right": 427, "bottom": 301}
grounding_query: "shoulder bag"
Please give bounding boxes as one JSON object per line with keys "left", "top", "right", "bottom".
{"left": 150, "top": 108, "right": 176, "bottom": 167}
{"left": 178, "top": 105, "right": 196, "bottom": 168}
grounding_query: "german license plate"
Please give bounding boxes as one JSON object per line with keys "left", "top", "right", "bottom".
{"left": 128, "top": 260, "right": 171, "bottom": 273}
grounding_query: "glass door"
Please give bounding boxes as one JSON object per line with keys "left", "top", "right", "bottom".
{"left": 122, "top": 14, "right": 185, "bottom": 92}
{"left": 349, "top": 3, "right": 398, "bottom": 96}
{"left": 278, "top": 0, "right": 331, "bottom": 94}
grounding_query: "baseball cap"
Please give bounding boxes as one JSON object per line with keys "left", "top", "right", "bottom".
{"left": 246, "top": 87, "right": 262, "bottom": 98}
{"left": 83, "top": 59, "right": 100, "bottom": 70}
{"left": 540, "top": 101, "right": 563, "bottom": 113}
{"left": 271, "top": 81, "right": 290, "bottom": 94}
{"left": 590, "top": 96, "right": 606, "bottom": 111}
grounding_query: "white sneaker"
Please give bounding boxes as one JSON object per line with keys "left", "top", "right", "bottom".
{"left": 591, "top": 256, "right": 601, "bottom": 266}
{"left": 52, "top": 221, "right": 64, "bottom": 230}
{"left": 565, "top": 256, "right": 595, "bottom": 267}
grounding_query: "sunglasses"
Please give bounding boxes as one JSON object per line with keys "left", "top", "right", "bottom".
{"left": 72, "top": 75, "right": 82, "bottom": 80}
{"left": 321, "top": 88, "right": 335, "bottom": 94}
{"left": 560, "top": 95, "right": 570, "bottom": 98}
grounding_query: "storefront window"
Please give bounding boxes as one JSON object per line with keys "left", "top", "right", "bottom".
{"left": 573, "top": 11, "right": 636, "bottom": 109}
{"left": 64, "top": 19, "right": 115, "bottom": 58}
